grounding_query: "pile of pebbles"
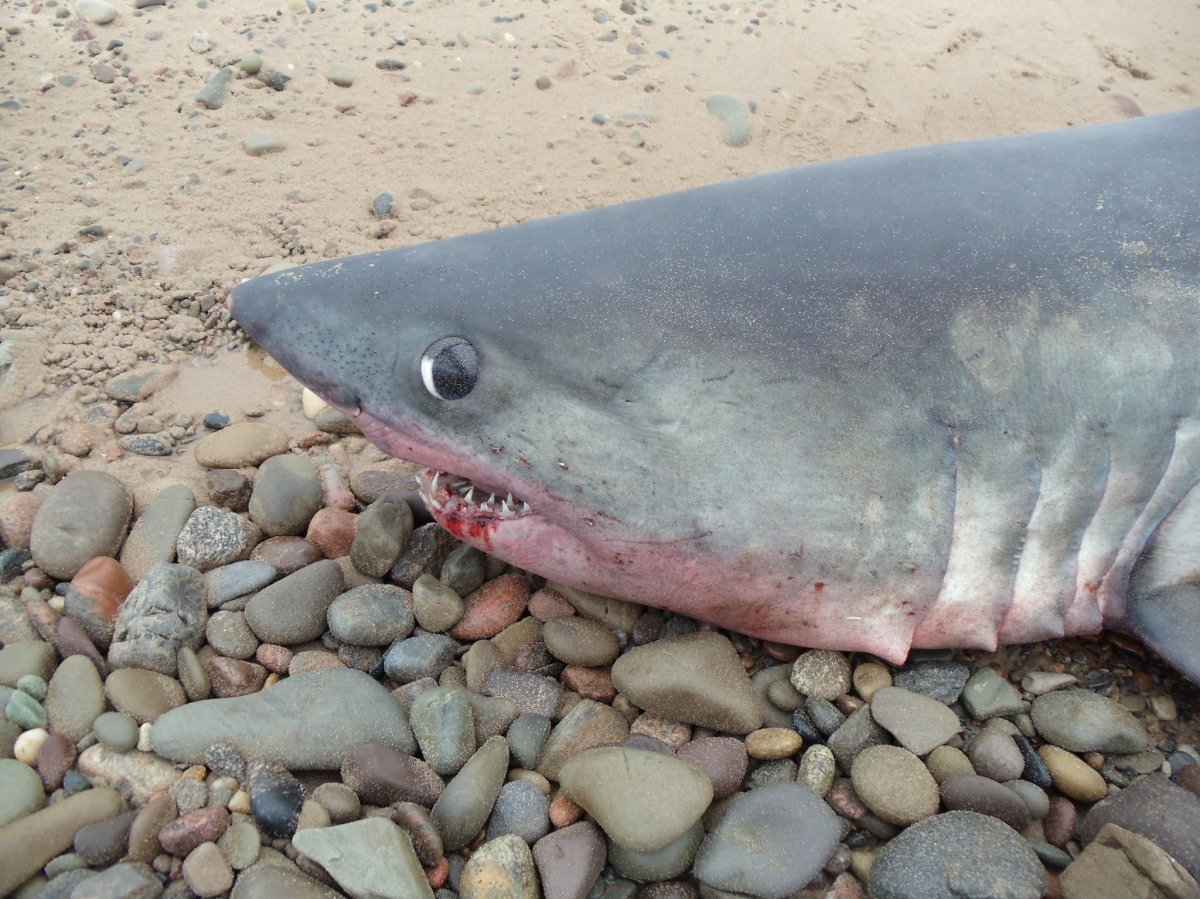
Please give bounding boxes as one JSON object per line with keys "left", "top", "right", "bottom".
{"left": 0, "top": 417, "right": 1198, "bottom": 899}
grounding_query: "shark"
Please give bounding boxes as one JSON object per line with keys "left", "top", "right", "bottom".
{"left": 230, "top": 108, "right": 1200, "bottom": 682}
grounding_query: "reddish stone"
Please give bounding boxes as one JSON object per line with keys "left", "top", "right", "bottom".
{"left": 250, "top": 536, "right": 322, "bottom": 575}
{"left": 24, "top": 596, "right": 61, "bottom": 642}
{"left": 548, "top": 790, "right": 584, "bottom": 828}
{"left": 1043, "top": 795, "right": 1077, "bottom": 848}
{"left": 448, "top": 573, "right": 530, "bottom": 640}
{"left": 205, "top": 468, "right": 252, "bottom": 512}
{"left": 23, "top": 567, "right": 53, "bottom": 589}
{"left": 1176, "top": 764, "right": 1200, "bottom": 800}
{"left": 762, "top": 640, "right": 802, "bottom": 663}
{"left": 0, "top": 491, "right": 43, "bottom": 548}
{"left": 255, "top": 643, "right": 293, "bottom": 674}
{"left": 425, "top": 857, "right": 449, "bottom": 890}
{"left": 71, "top": 556, "right": 134, "bottom": 611}
{"left": 37, "top": 731, "right": 77, "bottom": 791}
{"left": 55, "top": 615, "right": 107, "bottom": 672}
{"left": 825, "top": 778, "right": 868, "bottom": 821}
{"left": 528, "top": 587, "right": 575, "bottom": 622}
{"left": 206, "top": 657, "right": 268, "bottom": 697}
{"left": 306, "top": 508, "right": 359, "bottom": 559}
{"left": 158, "top": 807, "right": 230, "bottom": 857}
{"left": 561, "top": 665, "right": 616, "bottom": 703}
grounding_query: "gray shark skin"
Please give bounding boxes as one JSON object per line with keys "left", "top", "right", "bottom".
{"left": 230, "top": 109, "right": 1200, "bottom": 680}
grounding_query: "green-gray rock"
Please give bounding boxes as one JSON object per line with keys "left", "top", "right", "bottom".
{"left": 535, "top": 699, "right": 629, "bottom": 781}
{"left": 248, "top": 455, "right": 322, "bottom": 537}
{"left": 559, "top": 746, "right": 713, "bottom": 852}
{"left": 30, "top": 470, "right": 132, "bottom": 579}
{"left": 119, "top": 484, "right": 196, "bottom": 581}
{"left": 0, "top": 642, "right": 56, "bottom": 688}
{"left": 608, "top": 820, "right": 703, "bottom": 881}
{"left": 151, "top": 668, "right": 414, "bottom": 769}
{"left": 610, "top": 631, "right": 762, "bottom": 734}
{"left": 292, "top": 818, "right": 433, "bottom": 899}
{"left": 409, "top": 686, "right": 476, "bottom": 775}
{"left": 0, "top": 758, "right": 45, "bottom": 826}
{"left": 244, "top": 559, "right": 343, "bottom": 645}
{"left": 431, "top": 735, "right": 509, "bottom": 852}
{"left": 1030, "top": 689, "right": 1149, "bottom": 754}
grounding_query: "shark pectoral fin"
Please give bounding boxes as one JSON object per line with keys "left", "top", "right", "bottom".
{"left": 1124, "top": 482, "right": 1200, "bottom": 683}
{"left": 1123, "top": 583, "right": 1200, "bottom": 684}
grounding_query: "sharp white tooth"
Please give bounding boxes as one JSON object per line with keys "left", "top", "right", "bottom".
{"left": 465, "top": 487, "right": 474, "bottom": 503}
{"left": 431, "top": 472, "right": 440, "bottom": 491}
{"left": 521, "top": 501, "right": 531, "bottom": 513}
{"left": 506, "top": 493, "right": 513, "bottom": 505}
{"left": 482, "top": 500, "right": 493, "bottom": 512}
{"left": 501, "top": 500, "right": 511, "bottom": 514}
{"left": 487, "top": 493, "right": 496, "bottom": 504}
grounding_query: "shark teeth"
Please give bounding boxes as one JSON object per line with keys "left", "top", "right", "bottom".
{"left": 420, "top": 469, "right": 533, "bottom": 520}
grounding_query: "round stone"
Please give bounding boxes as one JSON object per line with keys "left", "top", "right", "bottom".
{"left": 486, "top": 779, "right": 550, "bottom": 844}
{"left": 93, "top": 711, "right": 140, "bottom": 751}
{"left": 871, "top": 686, "right": 962, "bottom": 756}
{"left": 460, "top": 833, "right": 539, "bottom": 899}
{"left": 30, "top": 471, "right": 132, "bottom": 580}
{"left": 868, "top": 810, "right": 1045, "bottom": 899}
{"left": 939, "top": 773, "right": 1031, "bottom": 831}
{"left": 790, "top": 650, "right": 852, "bottom": 700}
{"left": 967, "top": 730, "right": 1025, "bottom": 782}
{"left": 850, "top": 745, "right": 940, "bottom": 825}
{"left": 542, "top": 616, "right": 621, "bottom": 667}
{"left": 677, "top": 736, "right": 748, "bottom": 800}
{"left": 411, "top": 574, "right": 464, "bottom": 633}
{"left": 44, "top": 655, "right": 105, "bottom": 744}
{"left": 0, "top": 758, "right": 45, "bottom": 826}
{"left": 608, "top": 820, "right": 703, "bottom": 881}
{"left": 1038, "top": 745, "right": 1109, "bottom": 802}
{"left": 745, "top": 727, "right": 804, "bottom": 760}
{"left": 1030, "top": 689, "right": 1149, "bottom": 754}
{"left": 327, "top": 584, "right": 415, "bottom": 647}
{"left": 248, "top": 455, "right": 322, "bottom": 537}
{"left": 409, "top": 686, "right": 476, "bottom": 776}
{"left": 557, "top": 746, "right": 713, "bottom": 852}
{"left": 243, "top": 558, "right": 344, "bottom": 645}
{"left": 853, "top": 661, "right": 893, "bottom": 701}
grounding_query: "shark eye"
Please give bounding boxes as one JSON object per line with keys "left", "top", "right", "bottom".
{"left": 421, "top": 337, "right": 478, "bottom": 400}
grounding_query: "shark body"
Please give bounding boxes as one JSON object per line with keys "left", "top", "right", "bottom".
{"left": 231, "top": 109, "right": 1200, "bottom": 680}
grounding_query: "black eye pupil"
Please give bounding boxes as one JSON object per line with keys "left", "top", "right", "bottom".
{"left": 422, "top": 337, "right": 478, "bottom": 400}
{"left": 433, "top": 344, "right": 476, "bottom": 399}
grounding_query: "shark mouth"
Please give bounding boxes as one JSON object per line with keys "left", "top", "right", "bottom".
{"left": 418, "top": 468, "right": 534, "bottom": 524}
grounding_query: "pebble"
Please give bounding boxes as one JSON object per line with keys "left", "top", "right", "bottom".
{"left": 695, "top": 782, "right": 840, "bottom": 897}
{"left": 93, "top": 710, "right": 139, "bottom": 750}
{"left": 487, "top": 779, "right": 550, "bottom": 843}
{"left": 868, "top": 810, "right": 1045, "bottom": 899}
{"left": 246, "top": 759, "right": 303, "bottom": 838}
{"left": 245, "top": 131, "right": 286, "bottom": 155}
{"left": 183, "top": 840, "right": 234, "bottom": 897}
{"left": 706, "top": 94, "right": 751, "bottom": 146}
{"left": 13, "top": 727, "right": 47, "bottom": 764}
{"left": 74, "top": 0, "right": 118, "bottom": 25}
{"left": 6, "top": 689, "right": 46, "bottom": 727}
{"left": 1007, "top": 779, "right": 1050, "bottom": 820}
{"left": 450, "top": 572, "right": 530, "bottom": 640}
{"left": 893, "top": 660, "right": 970, "bottom": 704}
{"left": 853, "top": 661, "right": 892, "bottom": 701}
{"left": 196, "top": 67, "right": 234, "bottom": 110}
{"left": 960, "top": 667, "right": 1026, "bottom": 719}
{"left": 327, "top": 583, "right": 415, "bottom": 646}
{"left": 351, "top": 494, "right": 414, "bottom": 577}
{"left": 293, "top": 817, "right": 433, "bottom": 899}
{"left": 461, "top": 833, "right": 540, "bottom": 899}
{"left": 677, "top": 736, "right": 749, "bottom": 799}
{"left": 73, "top": 808, "right": 137, "bottom": 865}
{"left": 967, "top": 729, "right": 1026, "bottom": 781}
{"left": 0, "top": 492, "right": 42, "bottom": 549}
{"left": 1062, "top": 822, "right": 1200, "bottom": 899}
{"left": 65, "top": 556, "right": 134, "bottom": 646}
{"left": 108, "top": 562, "right": 207, "bottom": 675}
{"left": 559, "top": 746, "right": 712, "bottom": 852}
{"left": 610, "top": 631, "right": 762, "bottom": 733}
{"left": 410, "top": 685, "right": 477, "bottom": 775}
{"left": 484, "top": 667, "right": 563, "bottom": 718}
{"left": 244, "top": 558, "right": 344, "bottom": 644}
{"left": 70, "top": 862, "right": 163, "bottom": 898}
{"left": 105, "top": 667, "right": 186, "bottom": 722}
{"left": 204, "top": 560, "right": 276, "bottom": 608}
{"left": 536, "top": 698, "right": 630, "bottom": 780}
{"left": 608, "top": 819, "right": 703, "bottom": 881}
{"left": 870, "top": 685, "right": 962, "bottom": 755}
{"left": 341, "top": 741, "right": 444, "bottom": 806}
{"left": 152, "top": 668, "right": 415, "bottom": 768}
{"left": 507, "top": 713, "right": 552, "bottom": 770}
{"left": 412, "top": 574, "right": 465, "bottom": 632}
{"left": 1079, "top": 774, "right": 1200, "bottom": 878}
{"left": 37, "top": 731, "right": 76, "bottom": 791}
{"left": 0, "top": 640, "right": 56, "bottom": 686}
{"left": 306, "top": 507, "right": 358, "bottom": 559}
{"left": 0, "top": 757, "right": 45, "bottom": 826}
{"left": 77, "top": 743, "right": 181, "bottom": 803}
{"left": 1038, "top": 745, "right": 1109, "bottom": 802}
{"left": 431, "top": 735, "right": 510, "bottom": 851}
{"left": 1020, "top": 671, "right": 1078, "bottom": 695}
{"left": 218, "top": 818, "right": 260, "bottom": 870}
{"left": 1030, "top": 688, "right": 1149, "bottom": 753}
{"left": 384, "top": 634, "right": 457, "bottom": 683}
{"left": 175, "top": 506, "right": 262, "bottom": 571}
{"left": 44, "top": 655, "right": 105, "bottom": 743}
{"left": 542, "top": 615, "right": 620, "bottom": 667}
{"left": 790, "top": 649, "right": 852, "bottom": 700}
{"left": 850, "top": 745, "right": 941, "bottom": 825}
{"left": 231, "top": 858, "right": 343, "bottom": 899}
{"left": 799, "top": 743, "right": 838, "bottom": 798}
{"left": 206, "top": 469, "right": 252, "bottom": 511}
{"left": 940, "top": 773, "right": 1032, "bottom": 831}
{"left": 194, "top": 422, "right": 288, "bottom": 468}
{"left": 532, "top": 820, "right": 606, "bottom": 899}
{"left": 745, "top": 726, "right": 804, "bottom": 760}
{"left": 248, "top": 455, "right": 322, "bottom": 537}
{"left": 30, "top": 470, "right": 132, "bottom": 579}
{"left": 827, "top": 704, "right": 889, "bottom": 771}
{"left": 0, "top": 786, "right": 122, "bottom": 896}
{"left": 440, "top": 544, "right": 486, "bottom": 596}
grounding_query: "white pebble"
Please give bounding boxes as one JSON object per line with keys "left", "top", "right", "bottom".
{"left": 138, "top": 722, "right": 154, "bottom": 752}
{"left": 75, "top": 0, "right": 117, "bottom": 25}
{"left": 14, "top": 727, "right": 48, "bottom": 765}
{"left": 301, "top": 387, "right": 329, "bottom": 419}
{"left": 190, "top": 30, "right": 211, "bottom": 53}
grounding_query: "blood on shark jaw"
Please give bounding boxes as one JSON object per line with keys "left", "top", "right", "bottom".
{"left": 419, "top": 468, "right": 533, "bottom": 524}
